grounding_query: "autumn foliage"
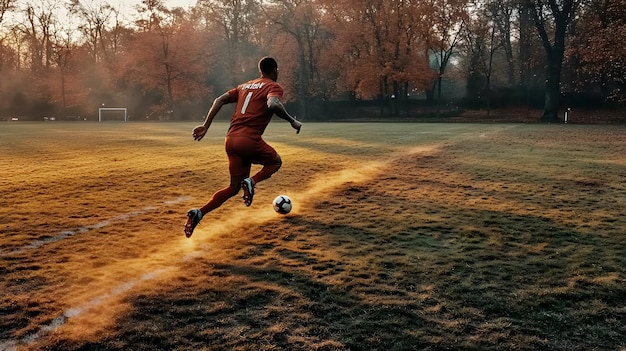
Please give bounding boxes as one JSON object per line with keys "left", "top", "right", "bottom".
{"left": 568, "top": 0, "right": 626, "bottom": 103}
{"left": 0, "top": 0, "right": 623, "bottom": 121}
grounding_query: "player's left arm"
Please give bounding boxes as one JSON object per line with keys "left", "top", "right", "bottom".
{"left": 267, "top": 96, "right": 302, "bottom": 134}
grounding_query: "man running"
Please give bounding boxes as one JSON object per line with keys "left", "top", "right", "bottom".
{"left": 184, "top": 57, "right": 302, "bottom": 238}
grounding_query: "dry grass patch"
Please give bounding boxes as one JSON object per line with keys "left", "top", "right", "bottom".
{"left": 0, "top": 122, "right": 624, "bottom": 351}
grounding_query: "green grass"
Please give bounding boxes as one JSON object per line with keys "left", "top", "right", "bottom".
{"left": 0, "top": 122, "right": 625, "bottom": 350}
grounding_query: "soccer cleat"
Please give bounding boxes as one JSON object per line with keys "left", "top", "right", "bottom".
{"left": 241, "top": 178, "right": 255, "bottom": 207}
{"left": 184, "top": 209, "right": 203, "bottom": 238}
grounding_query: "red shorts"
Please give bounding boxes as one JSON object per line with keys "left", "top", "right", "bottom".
{"left": 225, "top": 135, "right": 279, "bottom": 179}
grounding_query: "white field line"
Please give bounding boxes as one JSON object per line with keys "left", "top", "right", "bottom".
{"left": 0, "top": 145, "right": 443, "bottom": 350}
{"left": 0, "top": 196, "right": 191, "bottom": 257}
{"left": 0, "top": 268, "right": 172, "bottom": 351}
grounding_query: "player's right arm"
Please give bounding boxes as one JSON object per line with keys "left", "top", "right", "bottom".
{"left": 267, "top": 96, "right": 302, "bottom": 134}
{"left": 193, "top": 92, "right": 234, "bottom": 141}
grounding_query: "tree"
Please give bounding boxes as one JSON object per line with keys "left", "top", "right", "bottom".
{"left": 517, "top": 1, "right": 544, "bottom": 107}
{"left": 68, "top": 0, "right": 120, "bottom": 64}
{"left": 20, "top": 0, "right": 60, "bottom": 72}
{"left": 127, "top": 0, "right": 212, "bottom": 119}
{"left": 322, "top": 0, "right": 434, "bottom": 116}
{"left": 49, "top": 28, "right": 74, "bottom": 115}
{"left": 524, "top": 0, "right": 580, "bottom": 122}
{"left": 0, "top": 0, "right": 17, "bottom": 24}
{"left": 568, "top": 0, "right": 626, "bottom": 103}
{"left": 63, "top": 0, "right": 128, "bottom": 118}
{"left": 196, "top": 0, "right": 261, "bottom": 88}
{"left": 0, "top": 0, "right": 18, "bottom": 72}
{"left": 423, "top": 0, "right": 469, "bottom": 115}
{"left": 490, "top": 0, "right": 517, "bottom": 87}
{"left": 262, "top": 0, "right": 328, "bottom": 120}
{"left": 2, "top": 0, "right": 623, "bottom": 120}
{"left": 464, "top": 2, "right": 499, "bottom": 114}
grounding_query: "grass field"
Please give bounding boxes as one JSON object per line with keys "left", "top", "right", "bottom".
{"left": 0, "top": 122, "right": 625, "bottom": 351}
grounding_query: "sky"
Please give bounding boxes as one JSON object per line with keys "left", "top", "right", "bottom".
{"left": 2, "top": 0, "right": 199, "bottom": 27}
{"left": 116, "top": 0, "right": 199, "bottom": 12}
{"left": 105, "top": 0, "right": 199, "bottom": 16}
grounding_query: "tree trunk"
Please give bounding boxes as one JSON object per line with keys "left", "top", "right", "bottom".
{"left": 518, "top": 3, "right": 532, "bottom": 90}
{"left": 297, "top": 48, "right": 308, "bottom": 120}
{"left": 542, "top": 49, "right": 564, "bottom": 122}
{"left": 525, "top": 0, "right": 576, "bottom": 123}
{"left": 437, "top": 74, "right": 443, "bottom": 118}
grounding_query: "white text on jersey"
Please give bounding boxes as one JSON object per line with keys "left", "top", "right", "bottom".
{"left": 241, "top": 82, "right": 265, "bottom": 90}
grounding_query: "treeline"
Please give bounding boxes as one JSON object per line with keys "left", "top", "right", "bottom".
{"left": 0, "top": 0, "right": 623, "bottom": 122}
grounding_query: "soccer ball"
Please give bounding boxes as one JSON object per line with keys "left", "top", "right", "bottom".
{"left": 272, "top": 195, "right": 292, "bottom": 214}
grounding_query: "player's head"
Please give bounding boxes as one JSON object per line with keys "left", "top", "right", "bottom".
{"left": 259, "top": 57, "right": 278, "bottom": 81}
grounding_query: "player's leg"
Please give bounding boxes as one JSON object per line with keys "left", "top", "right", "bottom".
{"left": 198, "top": 149, "right": 250, "bottom": 214}
{"left": 185, "top": 175, "right": 246, "bottom": 238}
{"left": 223, "top": 136, "right": 275, "bottom": 206}
{"left": 251, "top": 138, "right": 282, "bottom": 184}
{"left": 185, "top": 141, "right": 250, "bottom": 237}
{"left": 250, "top": 151, "right": 282, "bottom": 185}
{"left": 241, "top": 139, "right": 282, "bottom": 206}
{"left": 199, "top": 175, "right": 244, "bottom": 214}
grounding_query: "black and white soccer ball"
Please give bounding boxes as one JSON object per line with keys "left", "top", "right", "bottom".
{"left": 272, "top": 195, "right": 292, "bottom": 214}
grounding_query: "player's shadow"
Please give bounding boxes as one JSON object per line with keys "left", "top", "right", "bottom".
{"left": 47, "top": 218, "right": 443, "bottom": 350}
{"left": 44, "top": 204, "right": 625, "bottom": 351}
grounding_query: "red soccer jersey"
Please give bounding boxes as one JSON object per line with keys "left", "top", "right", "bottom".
{"left": 226, "top": 77, "right": 284, "bottom": 137}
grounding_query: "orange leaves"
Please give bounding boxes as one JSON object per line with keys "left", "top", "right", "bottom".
{"left": 123, "top": 11, "right": 214, "bottom": 106}
{"left": 324, "top": 0, "right": 441, "bottom": 98}
{"left": 568, "top": 0, "right": 626, "bottom": 100}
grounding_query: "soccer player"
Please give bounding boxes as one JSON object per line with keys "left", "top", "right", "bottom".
{"left": 184, "top": 57, "right": 302, "bottom": 238}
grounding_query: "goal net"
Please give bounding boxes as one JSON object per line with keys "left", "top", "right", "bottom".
{"left": 98, "top": 108, "right": 128, "bottom": 122}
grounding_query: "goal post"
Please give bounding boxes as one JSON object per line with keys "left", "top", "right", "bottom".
{"left": 98, "top": 107, "right": 128, "bottom": 122}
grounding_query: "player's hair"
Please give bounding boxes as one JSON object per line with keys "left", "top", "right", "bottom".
{"left": 258, "top": 57, "right": 278, "bottom": 75}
